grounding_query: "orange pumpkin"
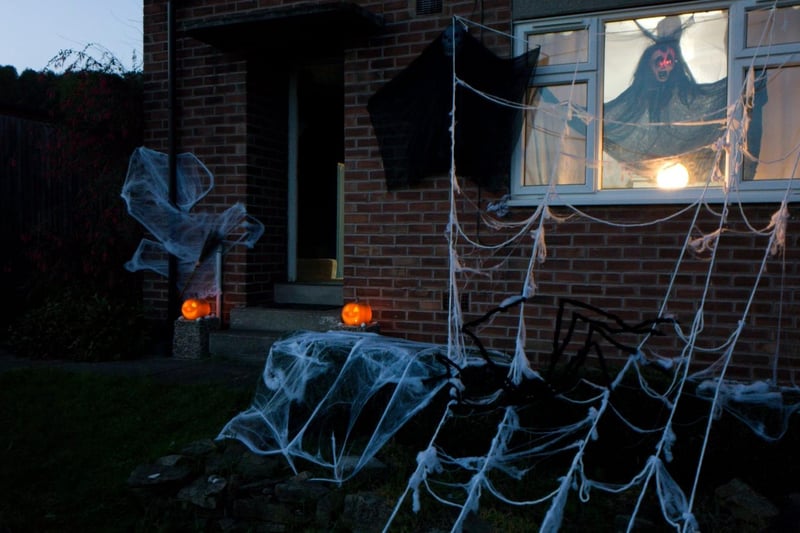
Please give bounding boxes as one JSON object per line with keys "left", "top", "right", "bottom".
{"left": 341, "top": 301, "right": 372, "bottom": 326}
{"left": 182, "top": 298, "right": 211, "bottom": 320}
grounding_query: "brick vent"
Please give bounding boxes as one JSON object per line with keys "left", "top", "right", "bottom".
{"left": 417, "top": 0, "right": 443, "bottom": 15}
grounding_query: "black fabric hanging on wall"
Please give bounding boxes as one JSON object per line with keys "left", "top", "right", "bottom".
{"left": 368, "top": 24, "right": 539, "bottom": 191}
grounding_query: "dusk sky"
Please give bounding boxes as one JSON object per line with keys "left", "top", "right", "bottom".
{"left": 0, "top": 0, "right": 142, "bottom": 72}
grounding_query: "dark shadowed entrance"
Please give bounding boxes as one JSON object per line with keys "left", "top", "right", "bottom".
{"left": 295, "top": 61, "right": 343, "bottom": 283}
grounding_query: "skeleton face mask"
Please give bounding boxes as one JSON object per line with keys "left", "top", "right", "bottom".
{"left": 650, "top": 46, "right": 676, "bottom": 82}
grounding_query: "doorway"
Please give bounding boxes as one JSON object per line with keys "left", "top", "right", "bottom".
{"left": 287, "top": 59, "right": 344, "bottom": 289}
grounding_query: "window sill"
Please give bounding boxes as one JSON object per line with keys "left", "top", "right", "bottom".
{"left": 509, "top": 182, "right": 800, "bottom": 207}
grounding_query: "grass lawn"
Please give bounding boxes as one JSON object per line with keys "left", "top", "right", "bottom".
{"left": 2, "top": 364, "right": 798, "bottom": 532}
{"left": 0, "top": 367, "right": 252, "bottom": 532}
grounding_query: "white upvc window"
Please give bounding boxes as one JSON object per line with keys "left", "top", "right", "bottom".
{"left": 511, "top": 1, "right": 800, "bottom": 205}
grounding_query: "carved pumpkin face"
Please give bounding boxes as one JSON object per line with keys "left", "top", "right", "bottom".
{"left": 341, "top": 302, "right": 373, "bottom": 326}
{"left": 650, "top": 46, "right": 676, "bottom": 82}
{"left": 182, "top": 298, "right": 211, "bottom": 320}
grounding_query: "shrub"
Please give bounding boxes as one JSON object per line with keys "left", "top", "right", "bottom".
{"left": 2, "top": 47, "right": 147, "bottom": 351}
{"left": 7, "top": 286, "right": 153, "bottom": 361}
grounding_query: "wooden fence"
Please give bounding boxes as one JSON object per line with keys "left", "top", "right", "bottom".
{"left": 0, "top": 114, "right": 77, "bottom": 243}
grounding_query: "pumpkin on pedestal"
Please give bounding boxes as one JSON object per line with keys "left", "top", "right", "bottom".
{"left": 341, "top": 301, "right": 372, "bottom": 326}
{"left": 182, "top": 298, "right": 211, "bottom": 320}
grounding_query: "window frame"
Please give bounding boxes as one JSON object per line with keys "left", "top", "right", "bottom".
{"left": 510, "top": 0, "right": 800, "bottom": 206}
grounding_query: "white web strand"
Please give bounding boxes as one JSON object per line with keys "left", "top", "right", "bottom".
{"left": 436, "top": 12, "right": 797, "bottom": 533}
{"left": 215, "top": 8, "right": 797, "bottom": 533}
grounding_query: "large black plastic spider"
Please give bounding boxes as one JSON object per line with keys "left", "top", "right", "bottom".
{"left": 461, "top": 296, "right": 676, "bottom": 403}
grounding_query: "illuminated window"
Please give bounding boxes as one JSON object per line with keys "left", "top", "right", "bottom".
{"left": 512, "top": 1, "right": 800, "bottom": 205}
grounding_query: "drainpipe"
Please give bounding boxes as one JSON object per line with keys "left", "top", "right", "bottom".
{"left": 287, "top": 71, "right": 298, "bottom": 282}
{"left": 215, "top": 245, "right": 223, "bottom": 325}
{"left": 167, "top": 1, "right": 179, "bottom": 324}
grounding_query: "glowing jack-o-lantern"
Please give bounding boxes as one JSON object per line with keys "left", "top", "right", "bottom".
{"left": 182, "top": 298, "right": 211, "bottom": 320}
{"left": 341, "top": 301, "right": 372, "bottom": 326}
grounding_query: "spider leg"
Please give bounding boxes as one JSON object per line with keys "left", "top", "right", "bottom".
{"left": 593, "top": 342, "right": 611, "bottom": 385}
{"left": 561, "top": 335, "right": 594, "bottom": 383}
{"left": 550, "top": 312, "right": 598, "bottom": 389}
{"left": 548, "top": 307, "right": 587, "bottom": 380}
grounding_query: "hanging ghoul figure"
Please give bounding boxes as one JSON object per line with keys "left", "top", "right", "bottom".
{"left": 603, "top": 16, "right": 728, "bottom": 185}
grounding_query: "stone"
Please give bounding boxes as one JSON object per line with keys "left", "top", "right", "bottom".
{"left": 177, "top": 474, "right": 228, "bottom": 509}
{"left": 181, "top": 438, "right": 219, "bottom": 457}
{"left": 233, "top": 496, "right": 299, "bottom": 525}
{"left": 217, "top": 517, "right": 237, "bottom": 531}
{"left": 714, "top": 478, "right": 779, "bottom": 529}
{"left": 315, "top": 489, "right": 345, "bottom": 527}
{"left": 233, "top": 451, "right": 288, "bottom": 482}
{"left": 173, "top": 316, "right": 220, "bottom": 359}
{"left": 461, "top": 511, "right": 493, "bottom": 533}
{"left": 290, "top": 470, "right": 313, "bottom": 482}
{"left": 338, "top": 455, "right": 388, "bottom": 477}
{"left": 341, "top": 492, "right": 393, "bottom": 533}
{"left": 238, "top": 477, "right": 279, "bottom": 495}
{"left": 274, "top": 478, "right": 330, "bottom": 504}
{"left": 155, "top": 454, "right": 187, "bottom": 467}
{"left": 769, "top": 493, "right": 800, "bottom": 531}
{"left": 127, "top": 438, "right": 446, "bottom": 531}
{"left": 127, "top": 462, "right": 193, "bottom": 488}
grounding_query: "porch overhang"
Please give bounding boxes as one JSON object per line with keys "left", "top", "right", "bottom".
{"left": 182, "top": 2, "right": 385, "bottom": 57}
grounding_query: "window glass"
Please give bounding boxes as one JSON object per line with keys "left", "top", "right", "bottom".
{"left": 512, "top": 1, "right": 799, "bottom": 203}
{"left": 528, "top": 29, "right": 589, "bottom": 66}
{"left": 745, "top": 65, "right": 800, "bottom": 181}
{"left": 601, "top": 11, "right": 728, "bottom": 189}
{"left": 747, "top": 5, "right": 800, "bottom": 47}
{"left": 523, "top": 83, "right": 588, "bottom": 186}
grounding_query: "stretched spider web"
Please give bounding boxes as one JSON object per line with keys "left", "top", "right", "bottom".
{"left": 121, "top": 146, "right": 265, "bottom": 299}
{"left": 219, "top": 8, "right": 798, "bottom": 532}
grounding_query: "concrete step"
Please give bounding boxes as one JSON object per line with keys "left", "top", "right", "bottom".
{"left": 209, "top": 328, "right": 284, "bottom": 363}
{"left": 228, "top": 306, "right": 342, "bottom": 332}
{"left": 210, "top": 306, "right": 345, "bottom": 362}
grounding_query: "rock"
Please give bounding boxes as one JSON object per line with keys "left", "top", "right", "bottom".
{"left": 315, "top": 489, "right": 345, "bottom": 527}
{"left": 766, "top": 493, "right": 800, "bottom": 532}
{"left": 274, "top": 478, "right": 330, "bottom": 504}
{"left": 238, "top": 477, "right": 280, "bottom": 495}
{"left": 155, "top": 454, "right": 187, "bottom": 467}
{"left": 181, "top": 438, "right": 219, "bottom": 457}
{"left": 339, "top": 454, "right": 386, "bottom": 470}
{"left": 290, "top": 470, "right": 313, "bottom": 482}
{"left": 341, "top": 492, "right": 393, "bottom": 533}
{"left": 233, "top": 495, "right": 303, "bottom": 527}
{"left": 127, "top": 462, "right": 193, "bottom": 487}
{"left": 217, "top": 517, "right": 237, "bottom": 531}
{"left": 236, "top": 453, "right": 288, "bottom": 481}
{"left": 177, "top": 474, "right": 228, "bottom": 509}
{"left": 715, "top": 478, "right": 779, "bottom": 529}
{"left": 461, "top": 511, "right": 493, "bottom": 533}
{"left": 200, "top": 439, "right": 287, "bottom": 484}
{"left": 128, "top": 440, "right": 393, "bottom": 531}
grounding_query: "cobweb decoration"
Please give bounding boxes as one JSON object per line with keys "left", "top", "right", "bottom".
{"left": 121, "top": 146, "right": 265, "bottom": 298}
{"left": 219, "top": 331, "right": 462, "bottom": 482}
{"left": 218, "top": 9, "right": 798, "bottom": 533}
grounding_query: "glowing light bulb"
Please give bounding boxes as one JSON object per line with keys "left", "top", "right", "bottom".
{"left": 656, "top": 162, "right": 689, "bottom": 189}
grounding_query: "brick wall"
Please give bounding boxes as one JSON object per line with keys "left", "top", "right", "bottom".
{"left": 143, "top": 0, "right": 287, "bottom": 319}
{"left": 345, "top": 0, "right": 799, "bottom": 382}
{"left": 142, "top": 0, "right": 799, "bottom": 382}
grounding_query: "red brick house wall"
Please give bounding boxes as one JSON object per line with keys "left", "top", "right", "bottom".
{"left": 142, "top": 0, "right": 799, "bottom": 382}
{"left": 143, "top": 0, "right": 290, "bottom": 317}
